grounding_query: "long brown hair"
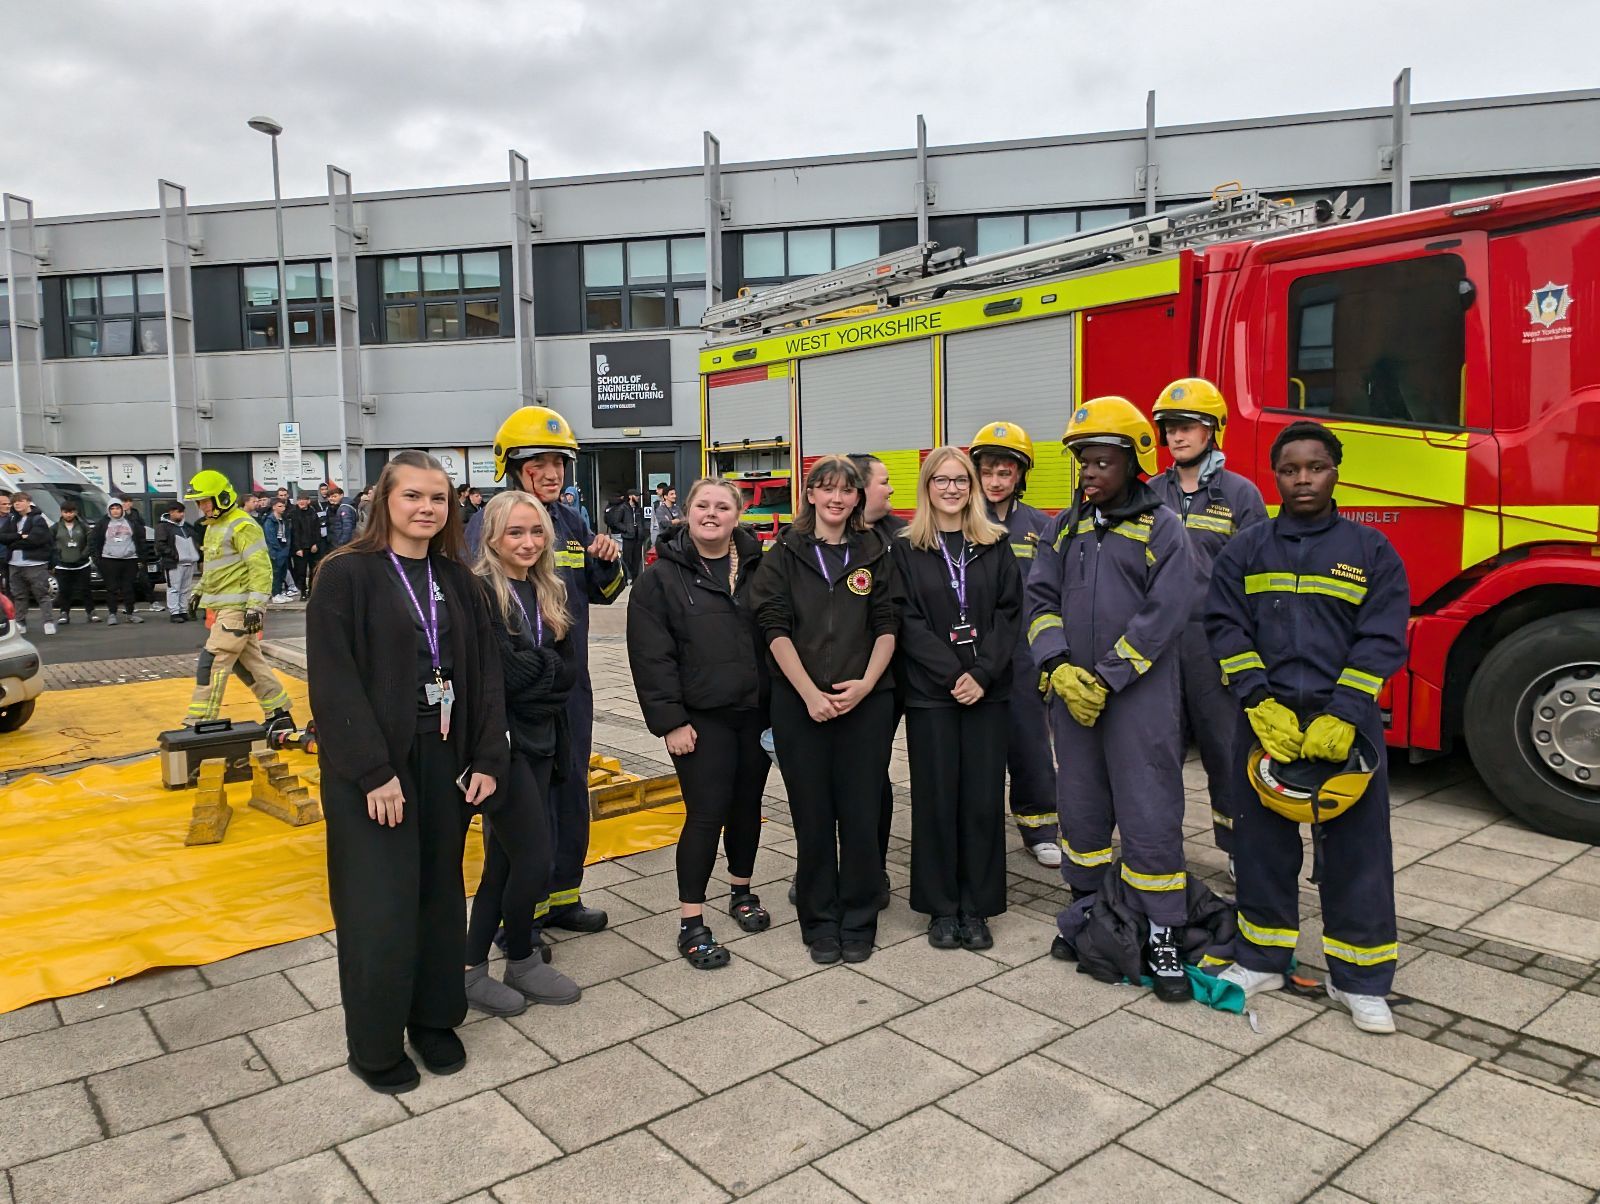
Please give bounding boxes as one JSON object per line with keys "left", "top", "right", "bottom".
{"left": 324, "top": 450, "right": 465, "bottom": 565}
{"left": 791, "top": 454, "right": 867, "bottom": 536}
{"left": 907, "top": 447, "right": 1006, "bottom": 552}
{"left": 473, "top": 491, "right": 571, "bottom": 640}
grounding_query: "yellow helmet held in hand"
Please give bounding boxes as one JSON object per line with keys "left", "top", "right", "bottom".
{"left": 969, "top": 421, "right": 1035, "bottom": 470}
{"left": 493, "top": 406, "right": 580, "bottom": 481}
{"left": 1063, "top": 396, "right": 1158, "bottom": 477}
{"left": 1246, "top": 729, "right": 1381, "bottom": 825}
{"left": 1153, "top": 378, "right": 1229, "bottom": 448}
{"left": 184, "top": 469, "right": 237, "bottom": 511}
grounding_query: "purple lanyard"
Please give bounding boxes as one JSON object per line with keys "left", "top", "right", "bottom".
{"left": 387, "top": 551, "right": 441, "bottom": 676}
{"left": 938, "top": 537, "right": 969, "bottom": 617}
{"left": 508, "top": 584, "right": 543, "bottom": 645}
{"left": 813, "top": 542, "right": 849, "bottom": 583}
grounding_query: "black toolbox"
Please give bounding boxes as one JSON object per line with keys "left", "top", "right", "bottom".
{"left": 157, "top": 720, "right": 268, "bottom": 788}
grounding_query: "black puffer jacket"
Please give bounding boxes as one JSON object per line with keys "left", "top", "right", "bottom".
{"left": 626, "top": 526, "right": 767, "bottom": 735}
{"left": 486, "top": 577, "right": 577, "bottom": 774}
{"left": 1057, "top": 860, "right": 1238, "bottom": 985}
{"left": 748, "top": 524, "right": 900, "bottom": 696}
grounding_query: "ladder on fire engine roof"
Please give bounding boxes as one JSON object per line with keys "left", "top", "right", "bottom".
{"left": 700, "top": 185, "right": 1364, "bottom": 337}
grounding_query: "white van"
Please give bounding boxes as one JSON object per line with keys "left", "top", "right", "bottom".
{"left": 0, "top": 451, "right": 114, "bottom": 524}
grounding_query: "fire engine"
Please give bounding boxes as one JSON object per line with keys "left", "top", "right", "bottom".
{"left": 697, "top": 180, "right": 1600, "bottom": 843}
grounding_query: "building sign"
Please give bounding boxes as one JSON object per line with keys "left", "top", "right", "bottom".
{"left": 467, "top": 446, "right": 498, "bottom": 488}
{"left": 429, "top": 448, "right": 467, "bottom": 485}
{"left": 251, "top": 453, "right": 284, "bottom": 491}
{"left": 297, "top": 452, "right": 326, "bottom": 490}
{"left": 110, "top": 455, "right": 147, "bottom": 496}
{"left": 74, "top": 456, "right": 110, "bottom": 490}
{"left": 591, "top": 339, "right": 673, "bottom": 428}
{"left": 147, "top": 454, "right": 178, "bottom": 494}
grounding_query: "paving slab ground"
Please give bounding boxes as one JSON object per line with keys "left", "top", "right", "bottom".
{"left": 4, "top": 626, "right": 1600, "bottom": 1202}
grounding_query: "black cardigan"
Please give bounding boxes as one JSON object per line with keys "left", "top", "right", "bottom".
{"left": 307, "top": 549, "right": 509, "bottom": 793}
{"left": 891, "top": 533, "right": 1022, "bottom": 707}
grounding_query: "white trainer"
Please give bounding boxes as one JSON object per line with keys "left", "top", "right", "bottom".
{"left": 1217, "top": 962, "right": 1284, "bottom": 997}
{"left": 1327, "top": 984, "right": 1396, "bottom": 1034}
{"left": 42, "top": 621, "right": 57, "bottom": 636}
{"left": 1030, "top": 842, "right": 1063, "bottom": 869}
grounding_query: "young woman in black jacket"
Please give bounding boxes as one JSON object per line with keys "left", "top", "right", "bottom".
{"left": 749, "top": 455, "right": 899, "bottom": 965}
{"left": 306, "top": 450, "right": 507, "bottom": 1096}
{"left": 465, "top": 490, "right": 582, "bottom": 1013}
{"left": 892, "top": 447, "right": 1023, "bottom": 952}
{"left": 627, "top": 479, "right": 770, "bottom": 970}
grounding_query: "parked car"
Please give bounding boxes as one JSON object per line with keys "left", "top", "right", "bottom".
{"left": 0, "top": 593, "right": 43, "bottom": 732}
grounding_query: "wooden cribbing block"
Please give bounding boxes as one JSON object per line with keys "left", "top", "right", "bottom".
{"left": 184, "top": 759, "right": 234, "bottom": 846}
{"left": 247, "top": 750, "right": 324, "bottom": 826}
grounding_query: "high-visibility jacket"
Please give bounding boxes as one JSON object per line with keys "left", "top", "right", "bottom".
{"left": 199, "top": 506, "right": 272, "bottom": 611}
{"left": 1204, "top": 506, "right": 1409, "bottom": 725}
{"left": 1150, "top": 452, "right": 1268, "bottom": 620}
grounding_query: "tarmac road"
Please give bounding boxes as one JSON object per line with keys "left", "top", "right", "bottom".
{"left": 21, "top": 603, "right": 307, "bottom": 666}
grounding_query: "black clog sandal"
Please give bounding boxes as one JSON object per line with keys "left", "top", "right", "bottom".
{"left": 729, "top": 893, "right": 772, "bottom": 933}
{"left": 678, "top": 923, "right": 732, "bottom": 970}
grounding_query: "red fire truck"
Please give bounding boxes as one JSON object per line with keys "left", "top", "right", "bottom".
{"left": 699, "top": 181, "right": 1600, "bottom": 841}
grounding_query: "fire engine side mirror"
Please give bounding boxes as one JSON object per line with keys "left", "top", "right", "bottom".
{"left": 1459, "top": 279, "right": 1477, "bottom": 311}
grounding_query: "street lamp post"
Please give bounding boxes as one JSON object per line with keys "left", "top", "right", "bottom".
{"left": 248, "top": 115, "right": 296, "bottom": 494}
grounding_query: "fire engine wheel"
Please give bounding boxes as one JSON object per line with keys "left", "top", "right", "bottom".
{"left": 1464, "top": 611, "right": 1600, "bottom": 844}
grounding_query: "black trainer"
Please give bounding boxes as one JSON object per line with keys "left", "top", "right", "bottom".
{"left": 546, "top": 904, "right": 608, "bottom": 933}
{"left": 927, "top": 916, "right": 962, "bottom": 949}
{"left": 1146, "top": 931, "right": 1191, "bottom": 1004}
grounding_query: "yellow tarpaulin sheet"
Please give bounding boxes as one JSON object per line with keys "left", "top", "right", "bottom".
{"left": 0, "top": 683, "right": 685, "bottom": 1014}
{"left": 0, "top": 675, "right": 313, "bottom": 774}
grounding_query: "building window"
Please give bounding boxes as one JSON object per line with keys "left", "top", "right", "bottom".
{"left": 243, "top": 260, "right": 337, "bottom": 348}
{"left": 582, "top": 235, "right": 704, "bottom": 332}
{"left": 738, "top": 224, "right": 881, "bottom": 288}
{"left": 1286, "top": 254, "right": 1468, "bottom": 428}
{"left": 63, "top": 271, "right": 167, "bottom": 357}
{"left": 975, "top": 208, "right": 1133, "bottom": 257}
{"left": 380, "top": 250, "right": 503, "bottom": 342}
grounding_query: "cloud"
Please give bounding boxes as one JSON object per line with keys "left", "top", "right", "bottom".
{"left": 1, "top": 0, "right": 1596, "bottom": 217}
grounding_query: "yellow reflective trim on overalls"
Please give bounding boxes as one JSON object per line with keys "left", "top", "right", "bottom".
{"left": 1119, "top": 865, "right": 1187, "bottom": 892}
{"left": 1060, "top": 841, "right": 1113, "bottom": 867}
{"left": 1028, "top": 614, "right": 1063, "bottom": 644}
{"left": 1219, "top": 651, "right": 1266, "bottom": 675}
{"left": 1239, "top": 915, "right": 1298, "bottom": 948}
{"left": 1322, "top": 936, "right": 1398, "bottom": 966}
{"left": 1337, "top": 667, "right": 1384, "bottom": 697}
{"left": 1113, "top": 636, "right": 1151, "bottom": 676}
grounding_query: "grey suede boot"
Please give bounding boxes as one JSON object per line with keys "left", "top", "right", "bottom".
{"left": 465, "top": 962, "right": 528, "bottom": 1017}
{"left": 504, "top": 954, "right": 581, "bottom": 1005}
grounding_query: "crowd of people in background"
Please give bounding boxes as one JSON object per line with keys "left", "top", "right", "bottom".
{"left": 0, "top": 479, "right": 375, "bottom": 633}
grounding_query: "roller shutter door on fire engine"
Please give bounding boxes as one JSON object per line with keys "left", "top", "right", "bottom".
{"left": 708, "top": 366, "right": 791, "bottom": 446}
{"left": 944, "top": 316, "right": 1077, "bottom": 508}
{"left": 798, "top": 341, "right": 933, "bottom": 482}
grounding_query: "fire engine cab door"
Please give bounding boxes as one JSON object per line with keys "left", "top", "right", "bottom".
{"left": 1259, "top": 232, "right": 1495, "bottom": 605}
{"left": 707, "top": 365, "right": 792, "bottom": 462}
{"left": 798, "top": 341, "right": 933, "bottom": 488}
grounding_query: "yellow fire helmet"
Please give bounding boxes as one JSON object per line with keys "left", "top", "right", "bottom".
{"left": 183, "top": 469, "right": 237, "bottom": 511}
{"left": 1063, "top": 396, "right": 1158, "bottom": 477}
{"left": 493, "top": 406, "right": 580, "bottom": 481}
{"left": 1247, "top": 729, "right": 1381, "bottom": 825}
{"left": 968, "top": 421, "right": 1035, "bottom": 470}
{"left": 1153, "top": 377, "right": 1229, "bottom": 448}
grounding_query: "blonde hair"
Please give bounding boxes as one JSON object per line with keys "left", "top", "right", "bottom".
{"left": 473, "top": 491, "right": 571, "bottom": 641}
{"left": 683, "top": 477, "right": 745, "bottom": 514}
{"left": 906, "top": 447, "right": 1006, "bottom": 551}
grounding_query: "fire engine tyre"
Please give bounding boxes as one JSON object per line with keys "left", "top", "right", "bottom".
{"left": 0, "top": 699, "right": 36, "bottom": 733}
{"left": 1464, "top": 611, "right": 1600, "bottom": 845}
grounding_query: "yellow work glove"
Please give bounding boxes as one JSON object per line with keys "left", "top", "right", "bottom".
{"left": 1245, "top": 697, "right": 1304, "bottom": 763}
{"left": 1051, "top": 664, "right": 1108, "bottom": 727}
{"left": 1038, "top": 671, "right": 1050, "bottom": 697}
{"left": 1302, "top": 714, "right": 1356, "bottom": 762}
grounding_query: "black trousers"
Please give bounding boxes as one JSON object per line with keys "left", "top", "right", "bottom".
{"left": 622, "top": 538, "right": 644, "bottom": 582}
{"left": 907, "top": 701, "right": 1009, "bottom": 919}
{"left": 772, "top": 685, "right": 896, "bottom": 945}
{"left": 133, "top": 560, "right": 152, "bottom": 602}
{"left": 55, "top": 567, "right": 93, "bottom": 617}
{"left": 543, "top": 678, "right": 594, "bottom": 921}
{"left": 876, "top": 698, "right": 903, "bottom": 870}
{"left": 290, "top": 552, "right": 320, "bottom": 595}
{"left": 323, "top": 730, "right": 470, "bottom": 1070}
{"left": 466, "top": 751, "right": 554, "bottom": 964}
{"left": 671, "top": 708, "right": 771, "bottom": 905}
{"left": 100, "top": 558, "right": 138, "bottom": 614}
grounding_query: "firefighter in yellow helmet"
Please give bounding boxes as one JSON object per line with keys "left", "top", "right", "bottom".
{"left": 1149, "top": 379, "right": 1268, "bottom": 871}
{"left": 1025, "top": 397, "right": 1198, "bottom": 1001}
{"left": 182, "top": 470, "right": 294, "bottom": 728}
{"left": 468, "top": 406, "right": 623, "bottom": 937}
{"left": 968, "top": 421, "right": 1060, "bottom": 866}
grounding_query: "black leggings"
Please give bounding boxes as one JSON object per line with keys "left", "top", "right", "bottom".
{"left": 670, "top": 708, "right": 771, "bottom": 905}
{"left": 465, "top": 752, "right": 554, "bottom": 963}
{"left": 322, "top": 730, "right": 470, "bottom": 1071}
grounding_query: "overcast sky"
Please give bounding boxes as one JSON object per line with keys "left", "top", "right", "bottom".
{"left": 5, "top": 0, "right": 1598, "bottom": 217}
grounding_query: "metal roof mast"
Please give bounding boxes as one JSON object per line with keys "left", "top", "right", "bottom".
{"left": 701, "top": 185, "right": 1363, "bottom": 338}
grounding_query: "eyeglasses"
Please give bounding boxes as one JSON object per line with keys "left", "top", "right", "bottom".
{"left": 930, "top": 475, "right": 972, "bottom": 492}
